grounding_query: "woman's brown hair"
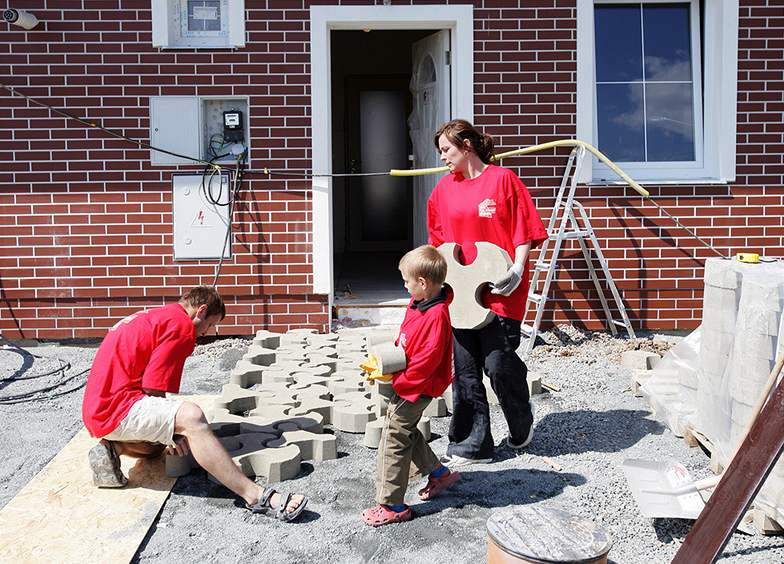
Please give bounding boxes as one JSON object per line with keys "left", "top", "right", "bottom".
{"left": 433, "top": 119, "right": 495, "bottom": 164}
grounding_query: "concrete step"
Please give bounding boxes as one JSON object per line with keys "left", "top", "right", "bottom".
{"left": 334, "top": 291, "right": 408, "bottom": 326}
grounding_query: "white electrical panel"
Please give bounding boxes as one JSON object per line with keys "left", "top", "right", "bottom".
{"left": 150, "top": 97, "right": 201, "bottom": 165}
{"left": 151, "top": 0, "right": 245, "bottom": 49}
{"left": 172, "top": 174, "right": 231, "bottom": 260}
{"left": 150, "top": 96, "right": 249, "bottom": 165}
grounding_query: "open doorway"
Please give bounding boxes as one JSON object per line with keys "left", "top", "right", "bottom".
{"left": 331, "top": 29, "right": 449, "bottom": 301}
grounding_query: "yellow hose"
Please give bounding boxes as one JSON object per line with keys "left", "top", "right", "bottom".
{"left": 389, "top": 139, "right": 650, "bottom": 198}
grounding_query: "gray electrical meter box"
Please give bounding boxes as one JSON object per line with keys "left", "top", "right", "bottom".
{"left": 172, "top": 174, "right": 231, "bottom": 260}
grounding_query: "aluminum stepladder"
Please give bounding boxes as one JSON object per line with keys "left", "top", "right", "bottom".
{"left": 522, "top": 145, "right": 636, "bottom": 354}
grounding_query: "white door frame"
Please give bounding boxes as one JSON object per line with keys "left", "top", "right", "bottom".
{"left": 309, "top": 5, "right": 474, "bottom": 302}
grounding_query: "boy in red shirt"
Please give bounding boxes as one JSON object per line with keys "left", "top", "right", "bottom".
{"left": 82, "top": 286, "right": 308, "bottom": 522}
{"left": 361, "top": 245, "right": 461, "bottom": 527}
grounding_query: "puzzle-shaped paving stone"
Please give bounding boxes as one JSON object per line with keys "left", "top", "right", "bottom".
{"left": 438, "top": 241, "right": 512, "bottom": 330}
{"left": 168, "top": 327, "right": 451, "bottom": 482}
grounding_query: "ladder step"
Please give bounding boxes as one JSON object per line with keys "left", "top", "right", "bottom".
{"left": 528, "top": 292, "right": 543, "bottom": 303}
{"left": 520, "top": 323, "right": 533, "bottom": 336}
{"left": 534, "top": 261, "right": 558, "bottom": 271}
{"left": 561, "top": 230, "right": 590, "bottom": 239}
{"left": 610, "top": 319, "right": 628, "bottom": 327}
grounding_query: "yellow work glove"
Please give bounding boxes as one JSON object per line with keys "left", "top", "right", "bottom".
{"left": 359, "top": 355, "right": 393, "bottom": 385}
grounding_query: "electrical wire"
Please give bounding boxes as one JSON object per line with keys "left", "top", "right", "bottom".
{"left": 1, "top": 83, "right": 220, "bottom": 169}
{"left": 1, "top": 83, "right": 729, "bottom": 260}
{"left": 0, "top": 368, "right": 89, "bottom": 404}
{"left": 211, "top": 154, "right": 246, "bottom": 288}
{"left": 643, "top": 199, "right": 727, "bottom": 259}
{"left": 201, "top": 157, "right": 230, "bottom": 207}
{"left": 0, "top": 337, "right": 89, "bottom": 404}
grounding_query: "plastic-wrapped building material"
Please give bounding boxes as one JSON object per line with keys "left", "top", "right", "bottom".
{"left": 640, "top": 327, "right": 701, "bottom": 437}
{"left": 642, "top": 257, "right": 784, "bottom": 522}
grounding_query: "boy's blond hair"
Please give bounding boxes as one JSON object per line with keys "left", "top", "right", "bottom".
{"left": 399, "top": 245, "right": 447, "bottom": 286}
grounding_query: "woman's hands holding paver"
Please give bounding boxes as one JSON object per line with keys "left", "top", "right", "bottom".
{"left": 491, "top": 263, "right": 524, "bottom": 296}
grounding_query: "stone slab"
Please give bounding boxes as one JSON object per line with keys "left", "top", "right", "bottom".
{"left": 621, "top": 350, "right": 662, "bottom": 370}
{"left": 438, "top": 241, "right": 512, "bottom": 330}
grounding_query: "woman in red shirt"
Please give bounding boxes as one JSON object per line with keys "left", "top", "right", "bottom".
{"left": 428, "top": 119, "right": 548, "bottom": 466}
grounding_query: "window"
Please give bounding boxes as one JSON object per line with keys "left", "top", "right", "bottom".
{"left": 577, "top": 0, "right": 739, "bottom": 183}
{"left": 184, "top": 1, "right": 224, "bottom": 36}
{"left": 151, "top": 0, "right": 245, "bottom": 49}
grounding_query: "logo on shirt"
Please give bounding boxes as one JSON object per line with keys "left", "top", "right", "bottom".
{"left": 478, "top": 198, "right": 496, "bottom": 218}
{"left": 398, "top": 332, "right": 407, "bottom": 349}
{"left": 109, "top": 309, "right": 150, "bottom": 332}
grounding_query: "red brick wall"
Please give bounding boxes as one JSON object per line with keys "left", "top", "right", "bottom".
{"left": 1, "top": 0, "right": 782, "bottom": 339}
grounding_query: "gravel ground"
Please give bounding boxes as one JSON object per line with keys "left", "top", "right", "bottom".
{"left": 2, "top": 327, "right": 784, "bottom": 563}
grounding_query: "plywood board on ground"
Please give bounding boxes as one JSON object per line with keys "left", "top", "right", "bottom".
{"left": 0, "top": 427, "right": 173, "bottom": 563}
{"left": 0, "top": 394, "right": 214, "bottom": 564}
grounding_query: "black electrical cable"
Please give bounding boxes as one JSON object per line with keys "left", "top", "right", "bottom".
{"left": 0, "top": 358, "right": 71, "bottom": 381}
{"left": 0, "top": 336, "right": 89, "bottom": 403}
{"left": 1, "top": 83, "right": 220, "bottom": 169}
{"left": 201, "top": 158, "right": 227, "bottom": 207}
{"left": 211, "top": 156, "right": 246, "bottom": 288}
{"left": 0, "top": 368, "right": 89, "bottom": 404}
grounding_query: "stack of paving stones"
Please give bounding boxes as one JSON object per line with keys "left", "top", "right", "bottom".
{"left": 645, "top": 257, "right": 784, "bottom": 529}
{"left": 167, "top": 327, "right": 451, "bottom": 483}
{"left": 696, "top": 259, "right": 743, "bottom": 443}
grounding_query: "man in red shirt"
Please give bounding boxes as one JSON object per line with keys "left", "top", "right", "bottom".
{"left": 82, "top": 286, "right": 307, "bottom": 521}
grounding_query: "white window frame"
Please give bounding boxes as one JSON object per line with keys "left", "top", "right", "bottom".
{"left": 151, "top": 0, "right": 245, "bottom": 49}
{"left": 577, "top": 0, "right": 739, "bottom": 184}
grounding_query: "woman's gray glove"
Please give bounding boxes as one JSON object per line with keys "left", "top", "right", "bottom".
{"left": 491, "top": 263, "right": 524, "bottom": 296}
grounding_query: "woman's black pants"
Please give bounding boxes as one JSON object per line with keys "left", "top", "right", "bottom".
{"left": 446, "top": 315, "right": 533, "bottom": 460}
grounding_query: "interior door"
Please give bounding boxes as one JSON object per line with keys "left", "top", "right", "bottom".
{"left": 408, "top": 30, "right": 451, "bottom": 247}
{"left": 345, "top": 76, "right": 413, "bottom": 253}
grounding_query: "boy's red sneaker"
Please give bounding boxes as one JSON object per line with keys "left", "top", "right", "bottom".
{"left": 418, "top": 469, "right": 461, "bottom": 501}
{"left": 362, "top": 504, "right": 413, "bottom": 527}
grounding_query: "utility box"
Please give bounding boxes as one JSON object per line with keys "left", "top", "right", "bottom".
{"left": 150, "top": 97, "right": 201, "bottom": 165}
{"left": 172, "top": 173, "right": 231, "bottom": 260}
{"left": 150, "top": 96, "right": 249, "bottom": 166}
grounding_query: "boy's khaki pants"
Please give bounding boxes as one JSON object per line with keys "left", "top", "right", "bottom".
{"left": 376, "top": 392, "right": 440, "bottom": 506}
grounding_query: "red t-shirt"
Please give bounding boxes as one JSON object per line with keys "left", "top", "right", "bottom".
{"left": 82, "top": 303, "right": 196, "bottom": 438}
{"left": 393, "top": 295, "right": 453, "bottom": 403}
{"left": 427, "top": 164, "right": 548, "bottom": 321}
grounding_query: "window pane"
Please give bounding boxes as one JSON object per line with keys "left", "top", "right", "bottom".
{"left": 646, "top": 83, "right": 695, "bottom": 161}
{"left": 597, "top": 83, "right": 645, "bottom": 162}
{"left": 643, "top": 4, "right": 692, "bottom": 82}
{"left": 188, "top": 1, "right": 222, "bottom": 32}
{"left": 595, "top": 5, "right": 643, "bottom": 82}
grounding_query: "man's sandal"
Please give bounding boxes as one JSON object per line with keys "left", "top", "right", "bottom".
{"left": 246, "top": 486, "right": 308, "bottom": 522}
{"left": 361, "top": 504, "right": 413, "bottom": 527}
{"left": 418, "top": 469, "right": 461, "bottom": 501}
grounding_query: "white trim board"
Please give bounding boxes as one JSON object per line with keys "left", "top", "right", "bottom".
{"left": 309, "top": 5, "right": 475, "bottom": 299}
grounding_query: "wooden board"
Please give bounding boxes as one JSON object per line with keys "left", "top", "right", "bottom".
{"left": 672, "top": 377, "right": 784, "bottom": 563}
{"left": 0, "top": 395, "right": 214, "bottom": 564}
{"left": 0, "top": 428, "right": 175, "bottom": 564}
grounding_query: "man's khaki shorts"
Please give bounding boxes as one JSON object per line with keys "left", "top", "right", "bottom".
{"left": 102, "top": 395, "right": 183, "bottom": 447}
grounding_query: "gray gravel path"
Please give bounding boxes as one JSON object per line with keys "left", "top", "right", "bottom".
{"left": 1, "top": 327, "right": 783, "bottom": 563}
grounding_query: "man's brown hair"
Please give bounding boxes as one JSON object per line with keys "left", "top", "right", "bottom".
{"left": 399, "top": 245, "right": 447, "bottom": 286}
{"left": 179, "top": 286, "right": 226, "bottom": 319}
